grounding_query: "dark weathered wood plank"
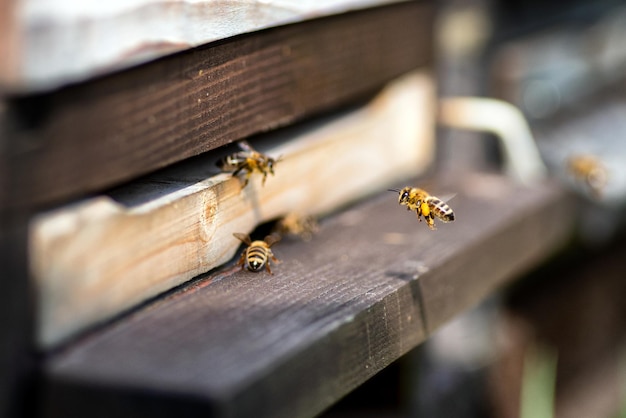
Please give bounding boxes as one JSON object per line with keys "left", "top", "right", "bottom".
{"left": 1, "top": 1, "right": 433, "bottom": 210}
{"left": 42, "top": 174, "right": 575, "bottom": 418}
{"left": 0, "top": 218, "right": 36, "bottom": 418}
{"left": 0, "top": 105, "right": 37, "bottom": 418}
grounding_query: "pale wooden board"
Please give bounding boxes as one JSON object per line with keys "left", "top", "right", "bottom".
{"left": 1, "top": 0, "right": 409, "bottom": 92}
{"left": 41, "top": 175, "right": 575, "bottom": 418}
{"left": 30, "top": 71, "right": 435, "bottom": 348}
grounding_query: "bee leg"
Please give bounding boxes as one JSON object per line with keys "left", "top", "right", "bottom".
{"left": 231, "top": 164, "right": 245, "bottom": 176}
{"left": 236, "top": 251, "right": 246, "bottom": 269}
{"left": 262, "top": 171, "right": 268, "bottom": 186}
{"left": 229, "top": 169, "right": 248, "bottom": 190}
{"left": 270, "top": 254, "right": 281, "bottom": 264}
{"left": 235, "top": 176, "right": 247, "bottom": 191}
{"left": 235, "top": 171, "right": 250, "bottom": 189}
{"left": 243, "top": 171, "right": 253, "bottom": 188}
{"left": 265, "top": 263, "right": 273, "bottom": 275}
{"left": 426, "top": 214, "right": 436, "bottom": 230}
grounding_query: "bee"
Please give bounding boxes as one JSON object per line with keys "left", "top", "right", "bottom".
{"left": 273, "top": 213, "right": 319, "bottom": 241}
{"left": 233, "top": 232, "right": 281, "bottom": 274}
{"left": 566, "top": 154, "right": 608, "bottom": 197}
{"left": 389, "top": 187, "right": 455, "bottom": 230}
{"left": 217, "top": 140, "right": 279, "bottom": 187}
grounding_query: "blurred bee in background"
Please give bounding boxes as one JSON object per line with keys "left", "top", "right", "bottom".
{"left": 566, "top": 154, "right": 608, "bottom": 198}
{"left": 389, "top": 187, "right": 455, "bottom": 230}
{"left": 217, "top": 140, "right": 280, "bottom": 187}
{"left": 233, "top": 232, "right": 281, "bottom": 274}
{"left": 273, "top": 213, "right": 319, "bottom": 241}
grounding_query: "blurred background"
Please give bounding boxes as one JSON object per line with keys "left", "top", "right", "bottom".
{"left": 321, "top": 0, "right": 626, "bottom": 416}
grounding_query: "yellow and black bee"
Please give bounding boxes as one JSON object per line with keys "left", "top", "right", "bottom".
{"left": 217, "top": 140, "right": 279, "bottom": 187}
{"left": 272, "top": 213, "right": 319, "bottom": 242}
{"left": 389, "top": 187, "right": 455, "bottom": 230}
{"left": 566, "top": 154, "right": 608, "bottom": 197}
{"left": 233, "top": 232, "right": 281, "bottom": 274}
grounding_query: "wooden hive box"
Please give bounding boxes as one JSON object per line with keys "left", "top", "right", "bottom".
{"left": 0, "top": 1, "right": 577, "bottom": 417}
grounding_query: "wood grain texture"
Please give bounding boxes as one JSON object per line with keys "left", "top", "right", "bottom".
{"left": 2, "top": 1, "right": 433, "bottom": 211}
{"left": 2, "top": 0, "right": 408, "bottom": 92}
{"left": 30, "top": 71, "right": 435, "bottom": 348}
{"left": 42, "top": 174, "right": 575, "bottom": 418}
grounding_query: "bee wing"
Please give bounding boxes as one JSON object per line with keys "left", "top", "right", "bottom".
{"left": 264, "top": 233, "right": 282, "bottom": 247}
{"left": 438, "top": 193, "right": 457, "bottom": 203}
{"left": 233, "top": 233, "right": 252, "bottom": 245}
{"left": 237, "top": 140, "right": 254, "bottom": 152}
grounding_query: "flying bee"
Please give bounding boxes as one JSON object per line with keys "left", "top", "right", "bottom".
{"left": 272, "top": 213, "right": 319, "bottom": 241}
{"left": 233, "top": 232, "right": 281, "bottom": 274}
{"left": 217, "top": 140, "right": 280, "bottom": 187}
{"left": 389, "top": 187, "right": 455, "bottom": 230}
{"left": 566, "top": 154, "right": 608, "bottom": 197}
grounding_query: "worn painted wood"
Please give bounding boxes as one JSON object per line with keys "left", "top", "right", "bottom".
{"left": 30, "top": 71, "right": 435, "bottom": 348}
{"left": 1, "top": 1, "right": 433, "bottom": 210}
{"left": 1, "top": 0, "right": 410, "bottom": 92}
{"left": 41, "top": 174, "right": 575, "bottom": 418}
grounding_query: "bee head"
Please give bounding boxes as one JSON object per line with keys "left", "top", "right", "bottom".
{"left": 267, "top": 157, "right": 275, "bottom": 174}
{"left": 268, "top": 155, "right": 283, "bottom": 175}
{"left": 398, "top": 187, "right": 413, "bottom": 205}
{"left": 401, "top": 189, "right": 410, "bottom": 203}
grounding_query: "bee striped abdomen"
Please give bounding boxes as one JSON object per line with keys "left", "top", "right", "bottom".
{"left": 428, "top": 197, "right": 455, "bottom": 222}
{"left": 217, "top": 154, "right": 244, "bottom": 171}
{"left": 234, "top": 232, "right": 281, "bottom": 274}
{"left": 246, "top": 245, "right": 269, "bottom": 271}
